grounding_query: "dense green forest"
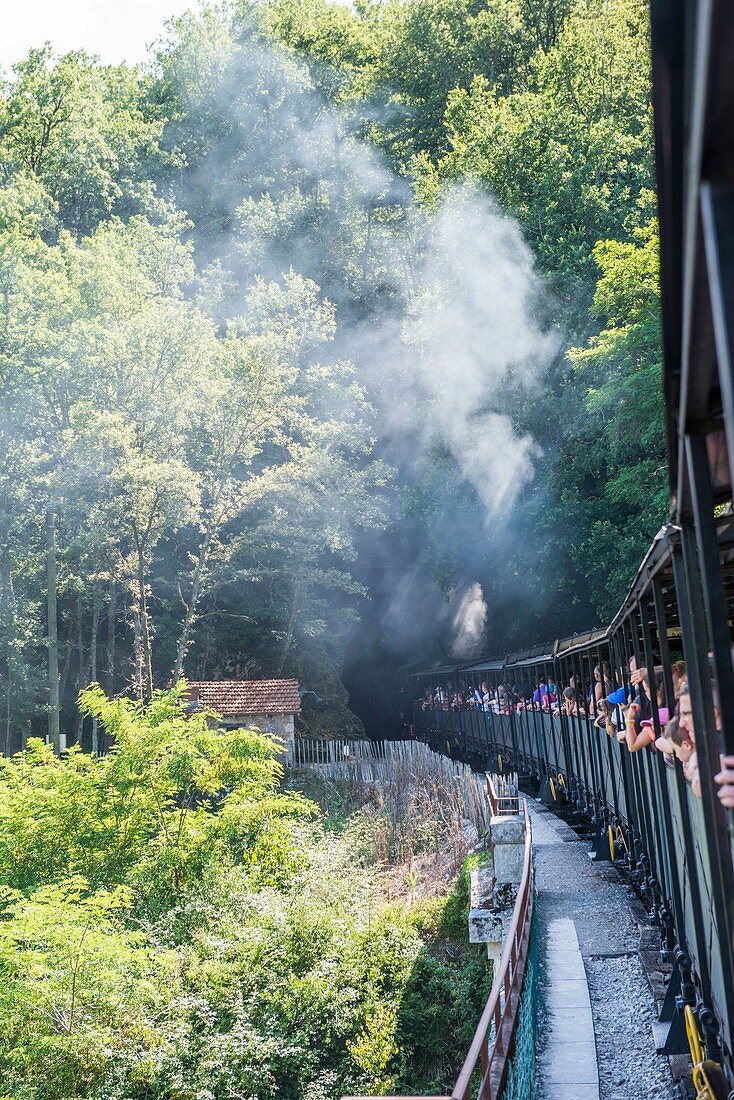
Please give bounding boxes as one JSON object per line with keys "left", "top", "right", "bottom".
{"left": 0, "top": 1, "right": 664, "bottom": 1095}
{"left": 0, "top": 0, "right": 664, "bottom": 748}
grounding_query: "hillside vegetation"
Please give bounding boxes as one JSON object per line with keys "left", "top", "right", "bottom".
{"left": 0, "top": 1, "right": 663, "bottom": 1094}
{"left": 0, "top": 0, "right": 663, "bottom": 747}
{"left": 0, "top": 686, "right": 488, "bottom": 1099}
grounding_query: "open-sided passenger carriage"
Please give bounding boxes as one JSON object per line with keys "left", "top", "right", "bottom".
{"left": 403, "top": 0, "right": 734, "bottom": 1088}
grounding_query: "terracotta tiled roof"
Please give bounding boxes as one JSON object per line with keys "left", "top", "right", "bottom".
{"left": 187, "top": 679, "right": 301, "bottom": 717}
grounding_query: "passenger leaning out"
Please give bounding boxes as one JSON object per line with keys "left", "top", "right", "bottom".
{"left": 562, "top": 686, "right": 585, "bottom": 719}
{"left": 626, "top": 672, "right": 669, "bottom": 752}
{"left": 677, "top": 684, "right": 702, "bottom": 797}
{"left": 715, "top": 753, "right": 734, "bottom": 809}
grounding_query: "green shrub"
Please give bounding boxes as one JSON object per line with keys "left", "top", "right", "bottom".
{"left": 0, "top": 691, "right": 491, "bottom": 1099}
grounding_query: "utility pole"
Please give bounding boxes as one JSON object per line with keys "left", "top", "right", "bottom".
{"left": 46, "top": 503, "right": 61, "bottom": 754}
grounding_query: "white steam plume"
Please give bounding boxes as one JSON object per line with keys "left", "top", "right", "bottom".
{"left": 375, "top": 188, "right": 559, "bottom": 524}
{"left": 161, "top": 14, "right": 562, "bottom": 656}
{"left": 448, "top": 582, "right": 487, "bottom": 658}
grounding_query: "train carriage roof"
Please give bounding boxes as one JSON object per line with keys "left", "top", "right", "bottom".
{"left": 651, "top": 0, "right": 734, "bottom": 514}
{"left": 555, "top": 628, "right": 610, "bottom": 659}
{"left": 459, "top": 658, "right": 505, "bottom": 674}
{"left": 505, "top": 644, "right": 555, "bottom": 670}
{"left": 408, "top": 663, "right": 459, "bottom": 678}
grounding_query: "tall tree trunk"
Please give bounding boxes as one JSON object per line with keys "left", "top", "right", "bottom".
{"left": 138, "top": 553, "right": 154, "bottom": 702}
{"left": 4, "top": 662, "right": 10, "bottom": 756}
{"left": 0, "top": 548, "right": 12, "bottom": 756}
{"left": 46, "top": 504, "right": 61, "bottom": 754}
{"left": 130, "top": 522, "right": 153, "bottom": 703}
{"left": 173, "top": 520, "right": 215, "bottom": 683}
{"left": 277, "top": 577, "right": 301, "bottom": 676}
{"left": 74, "top": 595, "right": 85, "bottom": 748}
{"left": 132, "top": 603, "right": 144, "bottom": 704}
{"left": 106, "top": 581, "right": 116, "bottom": 697}
{"left": 59, "top": 635, "right": 74, "bottom": 708}
{"left": 101, "top": 581, "right": 117, "bottom": 756}
{"left": 58, "top": 638, "right": 70, "bottom": 703}
{"left": 90, "top": 600, "right": 100, "bottom": 753}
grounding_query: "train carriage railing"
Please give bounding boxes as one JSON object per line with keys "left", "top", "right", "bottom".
{"left": 407, "top": 519, "right": 734, "bottom": 1087}
{"left": 397, "top": 5, "right": 734, "bottom": 1090}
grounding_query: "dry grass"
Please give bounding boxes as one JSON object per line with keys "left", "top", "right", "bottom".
{"left": 292, "top": 744, "right": 487, "bottom": 908}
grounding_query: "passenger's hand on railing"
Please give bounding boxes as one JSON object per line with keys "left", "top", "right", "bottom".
{"left": 715, "top": 754, "right": 734, "bottom": 808}
{"left": 684, "top": 752, "right": 701, "bottom": 798}
{"left": 623, "top": 702, "right": 639, "bottom": 748}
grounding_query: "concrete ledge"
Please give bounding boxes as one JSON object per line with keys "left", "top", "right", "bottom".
{"left": 538, "top": 917, "right": 600, "bottom": 1100}
{"left": 490, "top": 814, "right": 524, "bottom": 843}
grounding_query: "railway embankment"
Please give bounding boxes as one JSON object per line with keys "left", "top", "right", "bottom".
{"left": 531, "top": 803, "right": 681, "bottom": 1100}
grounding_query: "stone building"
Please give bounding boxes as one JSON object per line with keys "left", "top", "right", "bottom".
{"left": 186, "top": 680, "right": 301, "bottom": 755}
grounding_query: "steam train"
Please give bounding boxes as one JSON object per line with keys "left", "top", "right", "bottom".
{"left": 398, "top": 0, "right": 734, "bottom": 1089}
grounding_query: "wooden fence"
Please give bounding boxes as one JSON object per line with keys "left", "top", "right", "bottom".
{"left": 289, "top": 736, "right": 496, "bottom": 836}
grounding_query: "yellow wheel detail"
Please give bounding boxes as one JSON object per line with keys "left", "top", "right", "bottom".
{"left": 685, "top": 1005, "right": 705, "bottom": 1067}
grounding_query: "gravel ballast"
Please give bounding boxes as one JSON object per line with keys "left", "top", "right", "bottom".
{"left": 585, "top": 952, "right": 678, "bottom": 1099}
{"left": 530, "top": 802, "right": 682, "bottom": 1099}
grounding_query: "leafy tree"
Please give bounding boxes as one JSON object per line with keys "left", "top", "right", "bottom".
{"left": 3, "top": 211, "right": 210, "bottom": 702}
{"left": 0, "top": 878, "right": 167, "bottom": 1099}
{"left": 364, "top": 0, "right": 534, "bottom": 162}
{"left": 259, "top": 0, "right": 377, "bottom": 102}
{"left": 261, "top": 0, "right": 572, "bottom": 163}
{"left": 172, "top": 270, "right": 391, "bottom": 682}
{"left": 0, "top": 47, "right": 163, "bottom": 238}
{"left": 442, "top": 0, "right": 653, "bottom": 320}
{"left": 0, "top": 690, "right": 489, "bottom": 1100}
{"left": 0, "top": 686, "right": 313, "bottom": 903}
{"left": 557, "top": 213, "right": 666, "bottom": 614}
